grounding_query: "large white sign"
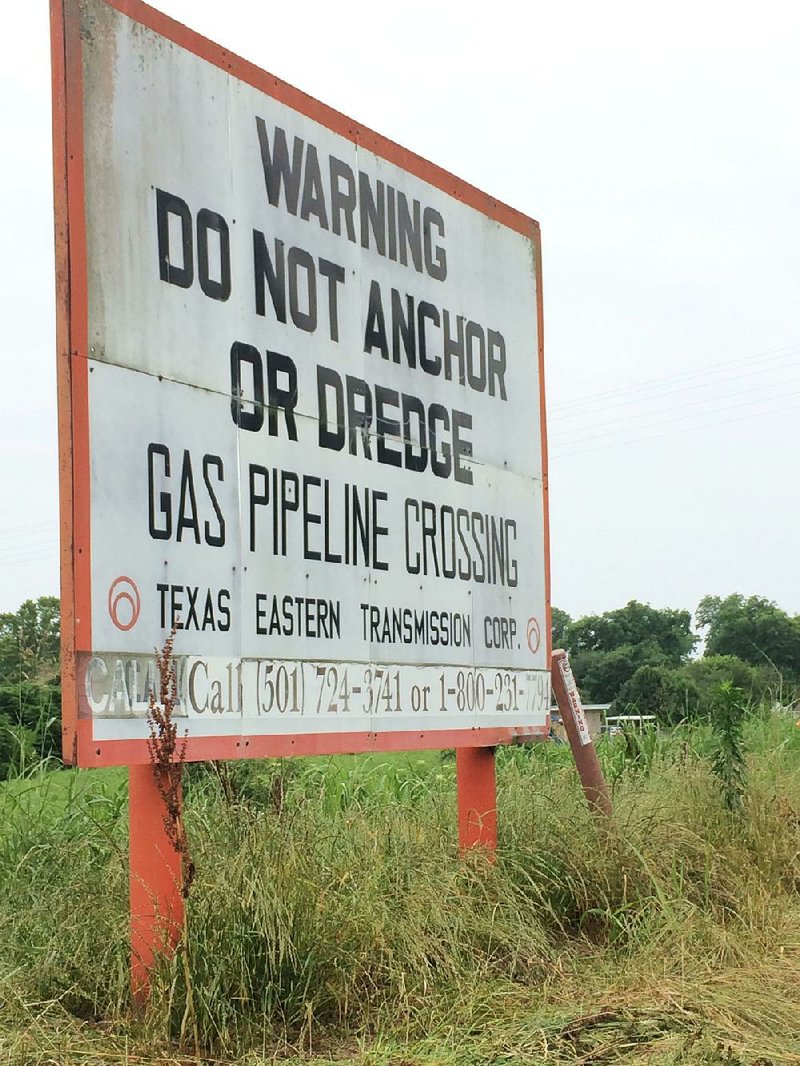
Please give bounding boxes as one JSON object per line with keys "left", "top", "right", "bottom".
{"left": 55, "top": 0, "right": 549, "bottom": 760}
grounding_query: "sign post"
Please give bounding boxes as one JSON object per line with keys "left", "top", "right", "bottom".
{"left": 129, "top": 764, "right": 184, "bottom": 1005}
{"left": 456, "top": 747, "right": 497, "bottom": 852}
{"left": 51, "top": 0, "right": 550, "bottom": 999}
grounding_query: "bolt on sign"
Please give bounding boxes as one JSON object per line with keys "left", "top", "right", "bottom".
{"left": 52, "top": 0, "right": 550, "bottom": 767}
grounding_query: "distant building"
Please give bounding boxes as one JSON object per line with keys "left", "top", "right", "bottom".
{"left": 549, "top": 703, "right": 609, "bottom": 742}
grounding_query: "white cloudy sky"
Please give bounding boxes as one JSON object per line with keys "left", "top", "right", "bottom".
{"left": 1, "top": 0, "right": 799, "bottom": 621}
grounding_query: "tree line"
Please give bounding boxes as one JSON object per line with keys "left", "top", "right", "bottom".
{"left": 0, "top": 596, "right": 61, "bottom": 774}
{"left": 554, "top": 594, "right": 800, "bottom": 722}
{"left": 0, "top": 592, "right": 798, "bottom": 776}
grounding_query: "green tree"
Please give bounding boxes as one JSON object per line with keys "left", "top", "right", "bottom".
{"left": 570, "top": 645, "right": 642, "bottom": 703}
{"left": 613, "top": 664, "right": 700, "bottom": 725}
{"left": 566, "top": 601, "right": 696, "bottom": 663}
{"left": 551, "top": 607, "right": 572, "bottom": 650}
{"left": 0, "top": 680, "right": 61, "bottom": 761}
{"left": 683, "top": 654, "right": 777, "bottom": 708}
{"left": 562, "top": 601, "right": 696, "bottom": 702}
{"left": 697, "top": 594, "right": 800, "bottom": 679}
{"left": 0, "top": 596, "right": 61, "bottom": 684}
{"left": 0, "top": 598, "right": 62, "bottom": 770}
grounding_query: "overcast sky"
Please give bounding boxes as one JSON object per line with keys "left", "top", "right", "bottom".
{"left": 2, "top": 0, "right": 799, "bottom": 622}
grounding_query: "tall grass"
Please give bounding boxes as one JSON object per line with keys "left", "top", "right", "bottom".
{"left": 1, "top": 715, "right": 799, "bottom": 1063}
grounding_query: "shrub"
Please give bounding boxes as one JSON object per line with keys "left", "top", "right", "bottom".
{"left": 0, "top": 681, "right": 61, "bottom": 764}
{"left": 683, "top": 655, "right": 778, "bottom": 709}
{"left": 612, "top": 663, "right": 700, "bottom": 724}
{"left": 708, "top": 681, "right": 747, "bottom": 811}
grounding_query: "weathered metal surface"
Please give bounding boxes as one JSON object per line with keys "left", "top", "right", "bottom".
{"left": 53, "top": 0, "right": 550, "bottom": 764}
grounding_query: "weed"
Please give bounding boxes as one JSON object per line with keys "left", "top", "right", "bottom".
{"left": 0, "top": 714, "right": 798, "bottom": 1063}
{"left": 146, "top": 629, "right": 194, "bottom": 899}
{"left": 709, "top": 682, "right": 748, "bottom": 812}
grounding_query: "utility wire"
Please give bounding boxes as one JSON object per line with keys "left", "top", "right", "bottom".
{"left": 551, "top": 397, "right": 800, "bottom": 460}
{"left": 0, "top": 521, "right": 58, "bottom": 543}
{"left": 549, "top": 357, "right": 800, "bottom": 425}
{"left": 0, "top": 550, "right": 58, "bottom": 568}
{"left": 550, "top": 381, "right": 800, "bottom": 448}
{"left": 549, "top": 340, "right": 800, "bottom": 411}
{"left": 549, "top": 341, "right": 800, "bottom": 416}
{"left": 0, "top": 533, "right": 59, "bottom": 556}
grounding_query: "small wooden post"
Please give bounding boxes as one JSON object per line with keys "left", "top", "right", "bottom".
{"left": 551, "top": 649, "right": 613, "bottom": 817}
{"left": 129, "top": 763, "right": 184, "bottom": 1006}
{"left": 456, "top": 746, "right": 497, "bottom": 852}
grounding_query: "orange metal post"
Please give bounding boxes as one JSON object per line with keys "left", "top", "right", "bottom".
{"left": 456, "top": 746, "right": 497, "bottom": 851}
{"left": 129, "top": 764, "right": 184, "bottom": 1005}
{"left": 551, "top": 649, "right": 613, "bottom": 817}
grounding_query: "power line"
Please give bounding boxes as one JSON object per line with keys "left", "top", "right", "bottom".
{"left": 0, "top": 553, "right": 58, "bottom": 569}
{"left": 549, "top": 340, "right": 800, "bottom": 412}
{"left": 0, "top": 521, "right": 58, "bottom": 543}
{"left": 0, "top": 534, "right": 59, "bottom": 557}
{"left": 548, "top": 341, "right": 800, "bottom": 416}
{"left": 550, "top": 397, "right": 800, "bottom": 461}
{"left": 550, "top": 382, "right": 800, "bottom": 448}
{"left": 549, "top": 357, "right": 800, "bottom": 426}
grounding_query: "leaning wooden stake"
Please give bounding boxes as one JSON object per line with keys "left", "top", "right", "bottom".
{"left": 551, "top": 649, "right": 613, "bottom": 817}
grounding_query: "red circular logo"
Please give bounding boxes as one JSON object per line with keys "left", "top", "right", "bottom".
{"left": 526, "top": 616, "right": 541, "bottom": 654}
{"left": 108, "top": 576, "right": 141, "bottom": 631}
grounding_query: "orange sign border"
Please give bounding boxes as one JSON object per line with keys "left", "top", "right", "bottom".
{"left": 51, "top": 0, "right": 551, "bottom": 767}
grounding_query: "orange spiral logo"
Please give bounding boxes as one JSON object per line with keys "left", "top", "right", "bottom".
{"left": 108, "top": 576, "right": 141, "bottom": 631}
{"left": 526, "top": 616, "right": 541, "bottom": 654}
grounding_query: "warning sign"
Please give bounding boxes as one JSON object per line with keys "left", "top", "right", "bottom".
{"left": 52, "top": 0, "right": 550, "bottom": 764}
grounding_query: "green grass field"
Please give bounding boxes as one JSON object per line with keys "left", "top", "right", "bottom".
{"left": 1, "top": 715, "right": 799, "bottom": 1065}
